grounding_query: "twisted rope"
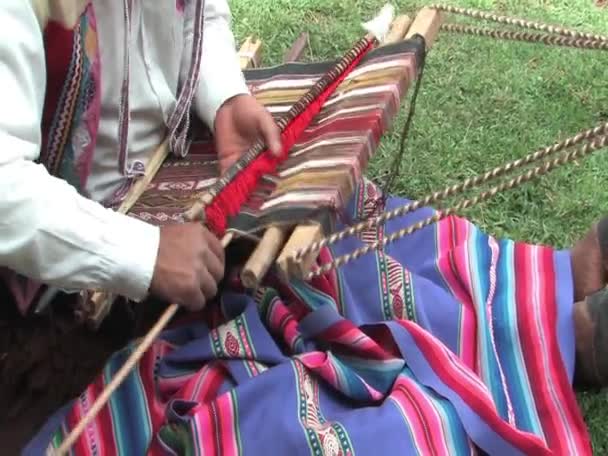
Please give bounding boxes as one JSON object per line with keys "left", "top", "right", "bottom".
{"left": 294, "top": 122, "right": 608, "bottom": 261}
{"left": 305, "top": 134, "right": 608, "bottom": 280}
{"left": 441, "top": 24, "right": 608, "bottom": 50}
{"left": 428, "top": 4, "right": 608, "bottom": 42}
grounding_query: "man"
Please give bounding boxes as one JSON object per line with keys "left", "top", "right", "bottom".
{"left": 0, "top": 0, "right": 282, "bottom": 316}
{"left": 0, "top": 0, "right": 281, "bottom": 448}
{"left": 1, "top": 0, "right": 608, "bottom": 454}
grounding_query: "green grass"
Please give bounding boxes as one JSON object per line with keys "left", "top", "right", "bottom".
{"left": 230, "top": 0, "right": 608, "bottom": 451}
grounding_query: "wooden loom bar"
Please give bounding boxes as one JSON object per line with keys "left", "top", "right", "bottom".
{"left": 84, "top": 140, "right": 170, "bottom": 326}
{"left": 273, "top": 13, "right": 423, "bottom": 282}
{"left": 84, "top": 36, "right": 264, "bottom": 327}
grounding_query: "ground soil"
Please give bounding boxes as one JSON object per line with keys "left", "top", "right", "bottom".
{"left": 0, "top": 283, "right": 165, "bottom": 455}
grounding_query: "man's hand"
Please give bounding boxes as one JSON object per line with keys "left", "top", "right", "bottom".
{"left": 214, "top": 94, "right": 282, "bottom": 174}
{"left": 149, "top": 223, "right": 225, "bottom": 311}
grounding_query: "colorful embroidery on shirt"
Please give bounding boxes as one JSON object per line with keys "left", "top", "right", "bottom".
{"left": 39, "top": 2, "right": 101, "bottom": 194}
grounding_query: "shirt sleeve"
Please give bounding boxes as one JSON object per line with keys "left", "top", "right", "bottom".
{"left": 0, "top": 0, "right": 160, "bottom": 302}
{"left": 183, "top": 0, "right": 250, "bottom": 130}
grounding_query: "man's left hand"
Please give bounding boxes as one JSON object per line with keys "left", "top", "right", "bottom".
{"left": 214, "top": 94, "right": 282, "bottom": 174}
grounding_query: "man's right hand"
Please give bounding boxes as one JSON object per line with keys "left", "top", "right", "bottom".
{"left": 149, "top": 223, "right": 225, "bottom": 311}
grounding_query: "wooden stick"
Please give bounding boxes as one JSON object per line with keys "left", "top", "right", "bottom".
{"left": 238, "top": 36, "right": 263, "bottom": 68}
{"left": 405, "top": 7, "right": 444, "bottom": 48}
{"left": 241, "top": 225, "right": 289, "bottom": 288}
{"left": 85, "top": 140, "right": 171, "bottom": 327}
{"left": 118, "top": 141, "right": 171, "bottom": 213}
{"left": 283, "top": 32, "right": 309, "bottom": 62}
{"left": 384, "top": 15, "right": 412, "bottom": 44}
{"left": 56, "top": 233, "right": 233, "bottom": 455}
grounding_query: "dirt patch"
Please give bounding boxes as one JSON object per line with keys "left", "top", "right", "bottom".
{"left": 0, "top": 285, "right": 163, "bottom": 454}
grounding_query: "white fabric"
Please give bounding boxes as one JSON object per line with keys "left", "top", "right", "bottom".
{"left": 0, "top": 0, "right": 249, "bottom": 301}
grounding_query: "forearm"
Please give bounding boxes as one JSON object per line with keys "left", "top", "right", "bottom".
{"left": 0, "top": 1, "right": 159, "bottom": 301}
{"left": 0, "top": 158, "right": 160, "bottom": 301}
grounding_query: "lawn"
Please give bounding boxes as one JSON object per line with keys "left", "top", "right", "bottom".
{"left": 230, "top": 0, "right": 608, "bottom": 451}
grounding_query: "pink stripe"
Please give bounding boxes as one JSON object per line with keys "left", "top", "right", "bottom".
{"left": 216, "top": 394, "right": 239, "bottom": 455}
{"left": 527, "top": 248, "right": 586, "bottom": 453}
{"left": 436, "top": 217, "right": 477, "bottom": 369}
{"left": 192, "top": 404, "right": 217, "bottom": 456}
{"left": 238, "top": 323, "right": 254, "bottom": 358}
{"left": 401, "top": 375, "right": 453, "bottom": 456}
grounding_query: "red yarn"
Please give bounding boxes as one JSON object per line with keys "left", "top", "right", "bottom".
{"left": 205, "top": 41, "right": 374, "bottom": 235}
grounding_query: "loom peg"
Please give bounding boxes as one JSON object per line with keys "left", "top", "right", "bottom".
{"left": 241, "top": 226, "right": 290, "bottom": 288}
{"left": 277, "top": 223, "right": 324, "bottom": 280}
{"left": 238, "top": 36, "right": 263, "bottom": 68}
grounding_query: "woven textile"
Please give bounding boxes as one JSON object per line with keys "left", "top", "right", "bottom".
{"left": 124, "top": 39, "right": 424, "bottom": 235}
{"left": 26, "top": 178, "right": 590, "bottom": 455}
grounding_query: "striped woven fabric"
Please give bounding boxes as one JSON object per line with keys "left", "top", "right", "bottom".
{"left": 26, "top": 177, "right": 591, "bottom": 455}
{"left": 123, "top": 39, "right": 424, "bottom": 235}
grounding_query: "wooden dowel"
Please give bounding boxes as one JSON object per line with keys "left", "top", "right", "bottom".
{"left": 56, "top": 233, "right": 233, "bottom": 455}
{"left": 86, "top": 140, "right": 170, "bottom": 326}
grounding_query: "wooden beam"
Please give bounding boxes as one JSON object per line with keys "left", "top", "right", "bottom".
{"left": 276, "top": 223, "right": 324, "bottom": 280}
{"left": 238, "top": 36, "right": 263, "bottom": 68}
{"left": 405, "top": 7, "right": 444, "bottom": 49}
{"left": 283, "top": 32, "right": 309, "bottom": 62}
{"left": 384, "top": 15, "right": 412, "bottom": 44}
